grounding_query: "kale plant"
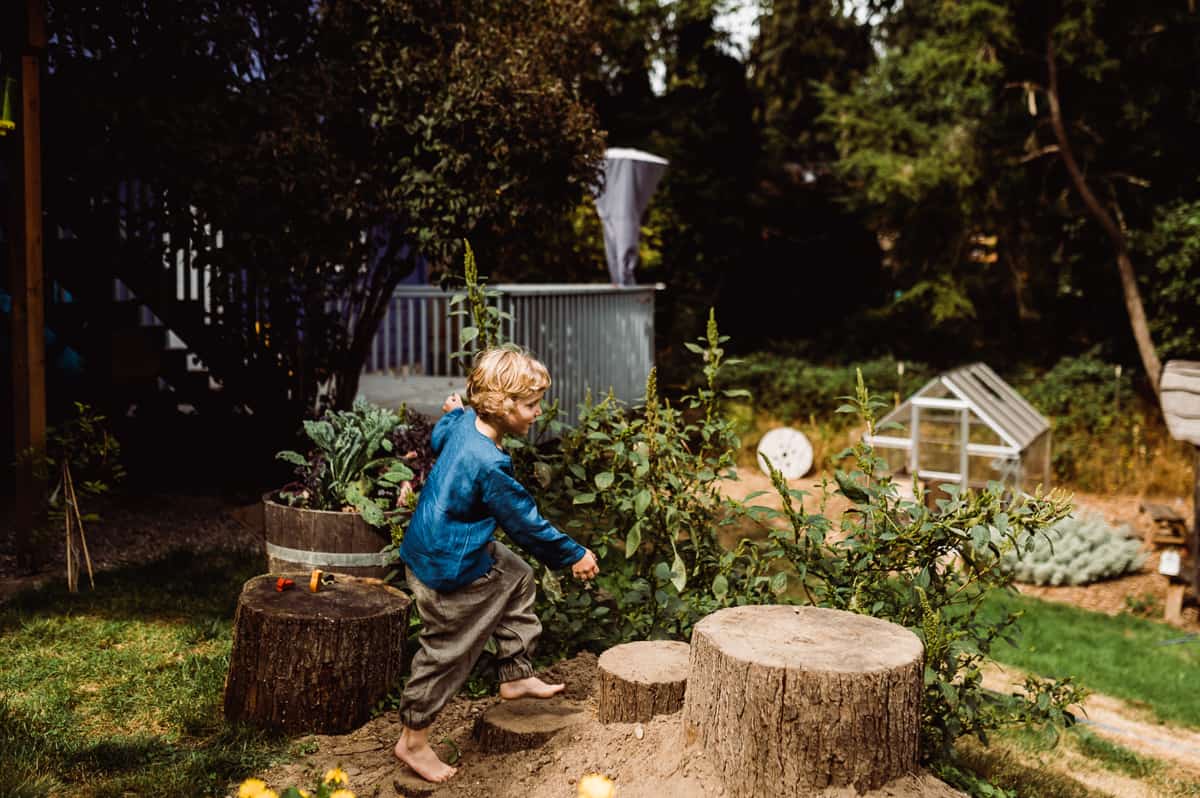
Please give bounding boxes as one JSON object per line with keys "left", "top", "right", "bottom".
{"left": 275, "top": 398, "right": 415, "bottom": 530}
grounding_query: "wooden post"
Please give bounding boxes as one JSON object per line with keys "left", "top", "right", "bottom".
{"left": 1192, "top": 446, "right": 1199, "bottom": 594}
{"left": 8, "top": 0, "right": 47, "bottom": 572}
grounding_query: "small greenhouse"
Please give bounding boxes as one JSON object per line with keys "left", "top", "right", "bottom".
{"left": 865, "top": 363, "right": 1052, "bottom": 494}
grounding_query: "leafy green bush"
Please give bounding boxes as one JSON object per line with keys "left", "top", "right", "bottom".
{"left": 274, "top": 399, "right": 416, "bottom": 530}
{"left": 1001, "top": 511, "right": 1145, "bottom": 586}
{"left": 519, "top": 333, "right": 1082, "bottom": 762}
{"left": 748, "top": 373, "right": 1082, "bottom": 759}
{"left": 515, "top": 310, "right": 747, "bottom": 650}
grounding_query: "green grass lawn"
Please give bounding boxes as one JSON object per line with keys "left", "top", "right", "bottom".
{"left": 983, "top": 589, "right": 1200, "bottom": 727}
{"left": 0, "top": 549, "right": 297, "bottom": 798}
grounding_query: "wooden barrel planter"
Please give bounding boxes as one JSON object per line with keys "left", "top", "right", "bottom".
{"left": 263, "top": 495, "right": 394, "bottom": 579}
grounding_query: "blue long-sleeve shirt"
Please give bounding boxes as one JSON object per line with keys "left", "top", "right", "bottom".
{"left": 400, "top": 407, "right": 586, "bottom": 591}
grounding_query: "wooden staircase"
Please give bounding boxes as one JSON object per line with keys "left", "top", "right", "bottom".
{"left": 44, "top": 195, "right": 286, "bottom": 419}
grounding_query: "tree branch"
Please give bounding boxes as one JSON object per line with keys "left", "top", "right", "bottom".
{"left": 1045, "top": 34, "right": 1162, "bottom": 392}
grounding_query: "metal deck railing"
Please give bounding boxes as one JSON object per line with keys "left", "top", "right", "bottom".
{"left": 364, "top": 284, "right": 661, "bottom": 423}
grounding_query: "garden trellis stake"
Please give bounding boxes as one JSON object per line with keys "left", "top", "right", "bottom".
{"left": 62, "top": 461, "right": 95, "bottom": 592}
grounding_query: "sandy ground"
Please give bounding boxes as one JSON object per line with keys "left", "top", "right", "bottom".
{"left": 252, "top": 651, "right": 964, "bottom": 798}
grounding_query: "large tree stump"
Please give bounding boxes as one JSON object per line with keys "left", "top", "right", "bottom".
{"left": 683, "top": 605, "right": 924, "bottom": 797}
{"left": 598, "top": 640, "right": 689, "bottom": 723}
{"left": 472, "top": 698, "right": 590, "bottom": 752}
{"left": 223, "top": 573, "right": 409, "bottom": 733}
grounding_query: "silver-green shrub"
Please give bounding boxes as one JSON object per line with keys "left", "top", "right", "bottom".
{"left": 1004, "top": 510, "right": 1145, "bottom": 586}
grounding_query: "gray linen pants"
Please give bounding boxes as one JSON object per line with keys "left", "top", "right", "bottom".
{"left": 399, "top": 540, "right": 540, "bottom": 729}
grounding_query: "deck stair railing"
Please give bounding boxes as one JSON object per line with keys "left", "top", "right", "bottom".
{"left": 365, "top": 284, "right": 661, "bottom": 423}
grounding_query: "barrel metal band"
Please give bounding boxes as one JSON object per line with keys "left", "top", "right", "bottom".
{"left": 265, "top": 541, "right": 391, "bottom": 567}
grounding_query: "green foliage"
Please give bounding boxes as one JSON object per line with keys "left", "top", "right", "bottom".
{"left": 449, "top": 240, "right": 513, "bottom": 369}
{"left": 1012, "top": 352, "right": 1139, "bottom": 486}
{"left": 15, "top": 403, "right": 126, "bottom": 568}
{"left": 1001, "top": 511, "right": 1144, "bottom": 587}
{"left": 275, "top": 399, "right": 415, "bottom": 530}
{"left": 1131, "top": 199, "right": 1200, "bottom": 361}
{"left": 748, "top": 371, "right": 1081, "bottom": 759}
{"left": 44, "top": 0, "right": 603, "bottom": 416}
{"left": 522, "top": 310, "right": 744, "bottom": 650}
{"left": 718, "top": 352, "right": 935, "bottom": 425}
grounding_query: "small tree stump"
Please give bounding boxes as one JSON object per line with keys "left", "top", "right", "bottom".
{"left": 472, "top": 698, "right": 590, "bottom": 752}
{"left": 598, "top": 640, "right": 689, "bottom": 723}
{"left": 223, "top": 573, "right": 409, "bottom": 733}
{"left": 683, "top": 605, "right": 924, "bottom": 797}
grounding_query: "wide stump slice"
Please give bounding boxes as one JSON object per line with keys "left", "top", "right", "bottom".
{"left": 473, "top": 698, "right": 590, "bottom": 753}
{"left": 223, "top": 573, "right": 410, "bottom": 734}
{"left": 598, "top": 640, "right": 690, "bottom": 723}
{"left": 683, "top": 605, "right": 924, "bottom": 797}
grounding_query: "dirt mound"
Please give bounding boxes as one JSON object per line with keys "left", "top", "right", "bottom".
{"left": 250, "top": 651, "right": 962, "bottom": 798}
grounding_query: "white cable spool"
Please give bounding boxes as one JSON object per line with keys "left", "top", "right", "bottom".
{"left": 756, "top": 427, "right": 813, "bottom": 479}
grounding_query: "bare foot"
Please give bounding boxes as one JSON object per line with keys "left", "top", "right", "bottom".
{"left": 394, "top": 728, "right": 458, "bottom": 783}
{"left": 499, "top": 675, "right": 566, "bottom": 700}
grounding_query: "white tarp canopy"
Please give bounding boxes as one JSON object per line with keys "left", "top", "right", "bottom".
{"left": 593, "top": 147, "right": 668, "bottom": 286}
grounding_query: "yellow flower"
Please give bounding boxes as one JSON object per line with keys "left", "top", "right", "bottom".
{"left": 261, "top": 791, "right": 279, "bottom": 798}
{"left": 578, "top": 773, "right": 615, "bottom": 798}
{"left": 330, "top": 790, "right": 356, "bottom": 798}
{"left": 238, "top": 778, "right": 269, "bottom": 798}
{"left": 323, "top": 767, "right": 349, "bottom": 786}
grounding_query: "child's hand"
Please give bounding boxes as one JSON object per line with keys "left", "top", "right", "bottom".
{"left": 572, "top": 549, "right": 599, "bottom": 581}
{"left": 443, "top": 393, "right": 464, "bottom": 413}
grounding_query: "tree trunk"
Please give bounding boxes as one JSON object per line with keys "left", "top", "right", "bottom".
{"left": 597, "top": 640, "right": 689, "bottom": 723}
{"left": 472, "top": 698, "right": 590, "bottom": 753}
{"left": 223, "top": 573, "right": 409, "bottom": 733}
{"left": 1045, "top": 37, "right": 1162, "bottom": 393}
{"left": 682, "top": 605, "right": 924, "bottom": 797}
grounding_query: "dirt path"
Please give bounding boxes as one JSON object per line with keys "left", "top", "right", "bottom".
{"left": 982, "top": 662, "right": 1200, "bottom": 782}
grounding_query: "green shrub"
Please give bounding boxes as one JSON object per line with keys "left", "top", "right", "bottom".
{"left": 520, "top": 336, "right": 1082, "bottom": 763}
{"left": 515, "top": 309, "right": 746, "bottom": 650}
{"left": 1001, "top": 510, "right": 1145, "bottom": 586}
{"left": 717, "top": 352, "right": 935, "bottom": 424}
{"left": 749, "top": 373, "right": 1083, "bottom": 759}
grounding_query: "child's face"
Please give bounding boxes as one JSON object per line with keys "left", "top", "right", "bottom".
{"left": 498, "top": 391, "right": 545, "bottom": 437}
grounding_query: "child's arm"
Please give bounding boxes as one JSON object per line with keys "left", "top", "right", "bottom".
{"left": 482, "top": 461, "right": 590, "bottom": 572}
{"left": 430, "top": 402, "right": 466, "bottom": 455}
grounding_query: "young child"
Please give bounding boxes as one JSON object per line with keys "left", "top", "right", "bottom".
{"left": 394, "top": 346, "right": 599, "bottom": 783}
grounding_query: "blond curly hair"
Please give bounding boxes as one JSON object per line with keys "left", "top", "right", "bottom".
{"left": 467, "top": 345, "right": 551, "bottom": 420}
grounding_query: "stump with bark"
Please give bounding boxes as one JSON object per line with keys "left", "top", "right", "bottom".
{"left": 223, "top": 573, "right": 410, "bottom": 733}
{"left": 598, "top": 640, "right": 690, "bottom": 723}
{"left": 473, "top": 698, "right": 590, "bottom": 753}
{"left": 683, "top": 605, "right": 924, "bottom": 797}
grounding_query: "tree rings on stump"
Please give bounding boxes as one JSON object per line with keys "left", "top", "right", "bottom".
{"left": 473, "top": 698, "right": 590, "bottom": 753}
{"left": 683, "top": 605, "right": 924, "bottom": 797}
{"left": 223, "top": 573, "right": 409, "bottom": 733}
{"left": 597, "top": 640, "right": 690, "bottom": 723}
